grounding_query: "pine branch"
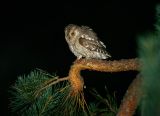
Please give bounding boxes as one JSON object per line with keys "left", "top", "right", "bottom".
{"left": 10, "top": 58, "right": 140, "bottom": 116}
{"left": 139, "top": 4, "right": 160, "bottom": 116}
{"left": 117, "top": 75, "right": 142, "bottom": 116}
{"left": 68, "top": 58, "right": 140, "bottom": 94}
{"left": 67, "top": 58, "right": 140, "bottom": 116}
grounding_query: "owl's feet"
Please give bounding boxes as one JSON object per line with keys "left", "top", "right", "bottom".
{"left": 74, "top": 56, "right": 83, "bottom": 63}
{"left": 77, "top": 55, "right": 83, "bottom": 60}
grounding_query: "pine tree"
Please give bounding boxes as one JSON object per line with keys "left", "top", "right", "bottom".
{"left": 139, "top": 4, "right": 160, "bottom": 116}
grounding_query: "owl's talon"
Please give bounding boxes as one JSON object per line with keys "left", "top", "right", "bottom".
{"left": 77, "top": 55, "right": 82, "bottom": 60}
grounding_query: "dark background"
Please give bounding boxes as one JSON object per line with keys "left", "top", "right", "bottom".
{"left": 0, "top": 1, "right": 158, "bottom": 115}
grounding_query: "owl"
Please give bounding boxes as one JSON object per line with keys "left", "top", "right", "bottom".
{"left": 65, "top": 24, "right": 111, "bottom": 59}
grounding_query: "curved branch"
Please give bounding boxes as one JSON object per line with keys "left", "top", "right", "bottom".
{"left": 34, "top": 58, "right": 141, "bottom": 115}
{"left": 68, "top": 58, "right": 140, "bottom": 95}
{"left": 117, "top": 75, "right": 142, "bottom": 116}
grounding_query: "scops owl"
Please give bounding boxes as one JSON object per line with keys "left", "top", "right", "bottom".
{"left": 65, "top": 24, "right": 111, "bottom": 59}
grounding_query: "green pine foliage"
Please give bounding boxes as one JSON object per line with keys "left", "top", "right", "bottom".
{"left": 10, "top": 69, "right": 70, "bottom": 116}
{"left": 89, "top": 88, "right": 117, "bottom": 116}
{"left": 139, "top": 4, "right": 160, "bottom": 116}
{"left": 10, "top": 69, "right": 118, "bottom": 116}
{"left": 155, "top": 5, "right": 160, "bottom": 34}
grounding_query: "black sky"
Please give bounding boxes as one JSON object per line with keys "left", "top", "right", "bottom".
{"left": 0, "top": 1, "right": 158, "bottom": 115}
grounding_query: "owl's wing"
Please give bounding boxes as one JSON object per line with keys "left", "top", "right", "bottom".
{"left": 79, "top": 37, "right": 110, "bottom": 56}
{"left": 81, "top": 26, "right": 106, "bottom": 48}
{"left": 81, "top": 26, "right": 92, "bottom": 30}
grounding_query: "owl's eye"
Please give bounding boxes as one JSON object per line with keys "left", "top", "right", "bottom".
{"left": 70, "top": 32, "right": 75, "bottom": 36}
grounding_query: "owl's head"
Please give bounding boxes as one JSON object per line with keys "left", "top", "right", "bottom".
{"left": 65, "top": 24, "right": 81, "bottom": 45}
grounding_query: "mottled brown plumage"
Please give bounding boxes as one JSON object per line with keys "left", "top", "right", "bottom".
{"left": 65, "top": 24, "right": 111, "bottom": 59}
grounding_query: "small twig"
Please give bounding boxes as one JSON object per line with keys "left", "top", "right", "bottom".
{"left": 90, "top": 89, "right": 117, "bottom": 114}
{"left": 34, "top": 77, "right": 69, "bottom": 98}
{"left": 104, "top": 98, "right": 117, "bottom": 114}
{"left": 40, "top": 77, "right": 69, "bottom": 90}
